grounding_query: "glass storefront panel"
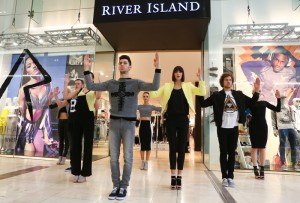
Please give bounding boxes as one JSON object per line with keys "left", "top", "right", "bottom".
{"left": 0, "top": 0, "right": 113, "bottom": 160}
{"left": 203, "top": 0, "right": 300, "bottom": 173}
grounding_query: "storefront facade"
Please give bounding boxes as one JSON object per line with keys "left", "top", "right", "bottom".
{"left": 1, "top": 0, "right": 300, "bottom": 174}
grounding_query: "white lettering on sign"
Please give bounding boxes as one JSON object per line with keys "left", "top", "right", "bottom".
{"left": 102, "top": 2, "right": 200, "bottom": 16}
{"left": 102, "top": 5, "right": 142, "bottom": 16}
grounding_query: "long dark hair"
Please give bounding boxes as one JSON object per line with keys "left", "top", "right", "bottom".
{"left": 172, "top": 66, "right": 185, "bottom": 82}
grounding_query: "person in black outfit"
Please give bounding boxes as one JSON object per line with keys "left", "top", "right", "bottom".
{"left": 198, "top": 73, "right": 260, "bottom": 188}
{"left": 63, "top": 73, "right": 100, "bottom": 183}
{"left": 48, "top": 87, "right": 70, "bottom": 165}
{"left": 150, "top": 67, "right": 206, "bottom": 190}
{"left": 249, "top": 90, "right": 281, "bottom": 179}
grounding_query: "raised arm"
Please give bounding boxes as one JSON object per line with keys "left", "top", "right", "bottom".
{"left": 198, "top": 94, "right": 214, "bottom": 108}
{"left": 153, "top": 105, "right": 162, "bottom": 112}
{"left": 149, "top": 85, "right": 164, "bottom": 98}
{"left": 53, "top": 87, "right": 69, "bottom": 108}
{"left": 271, "top": 111, "right": 279, "bottom": 137}
{"left": 63, "top": 74, "right": 81, "bottom": 100}
{"left": 190, "top": 67, "right": 206, "bottom": 96}
{"left": 266, "top": 90, "right": 281, "bottom": 112}
{"left": 139, "top": 53, "right": 161, "bottom": 91}
{"left": 83, "top": 54, "right": 109, "bottom": 91}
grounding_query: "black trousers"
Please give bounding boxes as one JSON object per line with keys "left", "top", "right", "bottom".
{"left": 58, "top": 119, "right": 70, "bottom": 157}
{"left": 166, "top": 115, "right": 189, "bottom": 170}
{"left": 70, "top": 111, "right": 94, "bottom": 176}
{"left": 217, "top": 126, "right": 238, "bottom": 179}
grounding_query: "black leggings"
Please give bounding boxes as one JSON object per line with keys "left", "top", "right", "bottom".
{"left": 217, "top": 126, "right": 238, "bottom": 179}
{"left": 58, "top": 119, "right": 70, "bottom": 157}
{"left": 166, "top": 116, "right": 189, "bottom": 170}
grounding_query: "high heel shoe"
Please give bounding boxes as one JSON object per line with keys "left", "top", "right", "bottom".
{"left": 171, "top": 176, "right": 177, "bottom": 190}
{"left": 254, "top": 166, "right": 259, "bottom": 179}
{"left": 176, "top": 176, "right": 182, "bottom": 190}
{"left": 259, "top": 166, "right": 264, "bottom": 180}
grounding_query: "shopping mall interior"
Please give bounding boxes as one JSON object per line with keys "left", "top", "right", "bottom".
{"left": 1, "top": 0, "right": 300, "bottom": 202}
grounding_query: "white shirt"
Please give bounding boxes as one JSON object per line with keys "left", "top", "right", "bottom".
{"left": 221, "top": 91, "right": 238, "bottom": 128}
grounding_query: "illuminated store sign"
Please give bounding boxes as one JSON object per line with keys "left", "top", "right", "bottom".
{"left": 101, "top": 2, "right": 200, "bottom": 16}
{"left": 94, "top": 0, "right": 209, "bottom": 22}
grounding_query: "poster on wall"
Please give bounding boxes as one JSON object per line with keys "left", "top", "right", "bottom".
{"left": 232, "top": 45, "right": 300, "bottom": 170}
{"left": 235, "top": 46, "right": 300, "bottom": 105}
{"left": 3, "top": 52, "right": 84, "bottom": 158}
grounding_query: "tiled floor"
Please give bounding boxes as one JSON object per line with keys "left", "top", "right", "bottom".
{"left": 1, "top": 146, "right": 300, "bottom": 203}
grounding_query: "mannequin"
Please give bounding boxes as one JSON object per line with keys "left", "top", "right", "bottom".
{"left": 272, "top": 97, "right": 299, "bottom": 171}
{"left": 291, "top": 98, "right": 300, "bottom": 132}
{"left": 291, "top": 98, "right": 300, "bottom": 165}
{"left": 0, "top": 98, "right": 12, "bottom": 150}
{"left": 3, "top": 97, "right": 19, "bottom": 153}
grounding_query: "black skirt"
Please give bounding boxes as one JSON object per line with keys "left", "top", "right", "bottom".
{"left": 139, "top": 120, "right": 152, "bottom": 151}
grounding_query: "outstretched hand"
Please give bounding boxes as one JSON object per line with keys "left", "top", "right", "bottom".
{"left": 275, "top": 90, "right": 280, "bottom": 98}
{"left": 196, "top": 67, "right": 202, "bottom": 80}
{"left": 84, "top": 54, "right": 92, "bottom": 71}
{"left": 64, "top": 74, "right": 70, "bottom": 85}
{"left": 53, "top": 87, "right": 60, "bottom": 96}
{"left": 253, "top": 77, "right": 260, "bottom": 92}
{"left": 154, "top": 53, "right": 160, "bottom": 69}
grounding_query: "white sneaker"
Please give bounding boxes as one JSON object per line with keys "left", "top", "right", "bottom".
{"left": 140, "top": 160, "right": 145, "bottom": 170}
{"left": 222, "top": 178, "right": 228, "bottom": 187}
{"left": 73, "top": 175, "right": 79, "bottom": 183}
{"left": 144, "top": 161, "right": 148, "bottom": 170}
{"left": 56, "top": 156, "right": 62, "bottom": 165}
{"left": 281, "top": 165, "right": 288, "bottom": 171}
{"left": 227, "top": 178, "right": 235, "bottom": 188}
{"left": 77, "top": 175, "right": 86, "bottom": 183}
{"left": 58, "top": 157, "right": 66, "bottom": 165}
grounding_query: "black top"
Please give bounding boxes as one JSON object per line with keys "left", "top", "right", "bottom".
{"left": 167, "top": 88, "right": 189, "bottom": 116}
{"left": 198, "top": 89, "right": 260, "bottom": 127}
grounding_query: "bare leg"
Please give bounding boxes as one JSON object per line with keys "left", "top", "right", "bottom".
{"left": 259, "top": 148, "right": 266, "bottom": 166}
{"left": 251, "top": 148, "right": 259, "bottom": 178}
{"left": 140, "top": 151, "right": 145, "bottom": 170}
{"left": 251, "top": 148, "right": 258, "bottom": 166}
{"left": 140, "top": 150, "right": 145, "bottom": 160}
{"left": 146, "top": 150, "right": 151, "bottom": 161}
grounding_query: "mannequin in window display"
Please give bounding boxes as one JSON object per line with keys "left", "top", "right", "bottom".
{"left": 3, "top": 97, "right": 19, "bottom": 153}
{"left": 15, "top": 57, "right": 52, "bottom": 157}
{"left": 0, "top": 98, "right": 12, "bottom": 151}
{"left": 291, "top": 98, "right": 300, "bottom": 165}
{"left": 272, "top": 96, "right": 300, "bottom": 171}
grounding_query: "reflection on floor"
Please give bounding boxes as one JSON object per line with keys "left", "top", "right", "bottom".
{"left": 0, "top": 140, "right": 109, "bottom": 161}
{"left": 1, "top": 145, "right": 300, "bottom": 202}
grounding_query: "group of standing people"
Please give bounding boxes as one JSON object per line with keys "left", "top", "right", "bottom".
{"left": 19, "top": 50, "right": 299, "bottom": 200}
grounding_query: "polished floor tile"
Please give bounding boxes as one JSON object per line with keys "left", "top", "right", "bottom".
{"left": 1, "top": 144, "right": 300, "bottom": 203}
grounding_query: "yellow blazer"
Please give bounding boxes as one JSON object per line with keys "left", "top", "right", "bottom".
{"left": 149, "top": 81, "right": 206, "bottom": 114}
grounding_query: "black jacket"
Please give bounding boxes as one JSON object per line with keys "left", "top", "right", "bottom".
{"left": 198, "top": 89, "right": 259, "bottom": 127}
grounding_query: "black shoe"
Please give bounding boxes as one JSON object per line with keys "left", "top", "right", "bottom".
{"left": 253, "top": 166, "right": 259, "bottom": 179}
{"left": 176, "top": 176, "right": 182, "bottom": 190}
{"left": 108, "top": 187, "right": 119, "bottom": 200}
{"left": 259, "top": 166, "right": 264, "bottom": 179}
{"left": 65, "top": 167, "right": 71, "bottom": 172}
{"left": 171, "top": 176, "right": 177, "bottom": 190}
{"left": 116, "top": 188, "right": 127, "bottom": 200}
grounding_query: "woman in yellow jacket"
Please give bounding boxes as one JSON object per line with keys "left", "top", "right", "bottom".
{"left": 150, "top": 66, "right": 206, "bottom": 190}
